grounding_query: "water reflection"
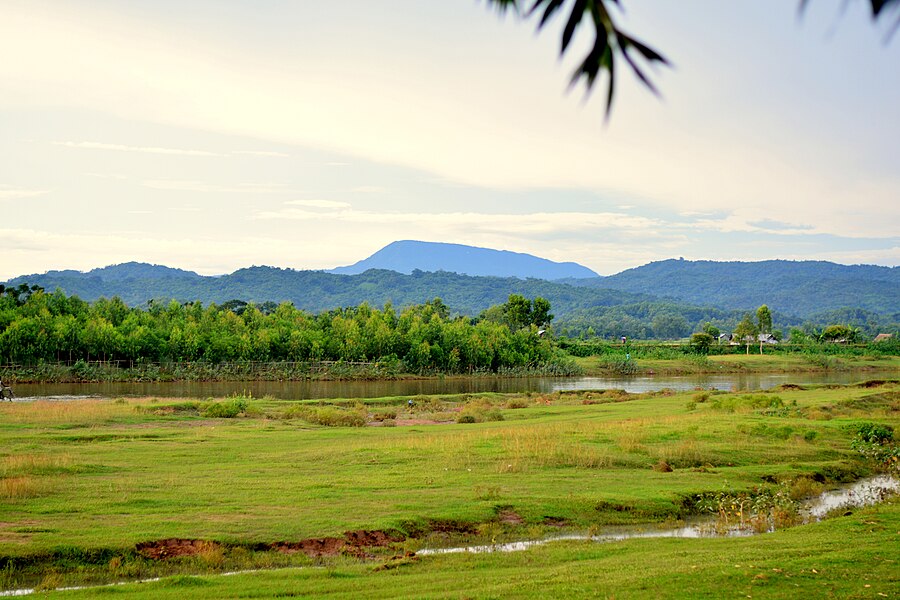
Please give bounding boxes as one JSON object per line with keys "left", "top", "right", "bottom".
{"left": 418, "top": 476, "right": 899, "bottom": 556}
{"left": 10, "top": 370, "right": 896, "bottom": 401}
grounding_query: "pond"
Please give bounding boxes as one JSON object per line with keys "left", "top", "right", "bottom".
{"left": 9, "top": 370, "right": 897, "bottom": 401}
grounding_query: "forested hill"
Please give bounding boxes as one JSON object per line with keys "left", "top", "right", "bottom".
{"left": 7, "top": 259, "right": 899, "bottom": 339}
{"left": 570, "top": 259, "right": 900, "bottom": 317}
{"left": 6, "top": 264, "right": 652, "bottom": 317}
{"left": 330, "top": 240, "right": 599, "bottom": 279}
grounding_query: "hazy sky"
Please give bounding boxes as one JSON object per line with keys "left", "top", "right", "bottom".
{"left": 2, "top": 0, "right": 898, "bottom": 279}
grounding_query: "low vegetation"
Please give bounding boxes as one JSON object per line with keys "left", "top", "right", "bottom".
{"left": 0, "top": 381, "right": 898, "bottom": 596}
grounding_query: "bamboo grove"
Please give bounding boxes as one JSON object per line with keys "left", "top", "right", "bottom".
{"left": 0, "top": 287, "right": 569, "bottom": 374}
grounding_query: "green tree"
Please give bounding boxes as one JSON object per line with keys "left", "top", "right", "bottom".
{"left": 690, "top": 332, "right": 714, "bottom": 354}
{"left": 702, "top": 322, "right": 720, "bottom": 340}
{"left": 532, "top": 297, "right": 553, "bottom": 328}
{"left": 733, "top": 313, "right": 758, "bottom": 355}
{"left": 505, "top": 294, "right": 534, "bottom": 330}
{"left": 820, "top": 324, "right": 859, "bottom": 343}
{"left": 756, "top": 304, "right": 773, "bottom": 354}
{"left": 487, "top": 0, "right": 899, "bottom": 116}
{"left": 651, "top": 313, "right": 689, "bottom": 340}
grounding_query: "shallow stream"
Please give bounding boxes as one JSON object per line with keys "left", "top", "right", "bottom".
{"left": 417, "top": 475, "right": 899, "bottom": 555}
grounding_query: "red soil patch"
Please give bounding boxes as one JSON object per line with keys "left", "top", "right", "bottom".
{"left": 269, "top": 537, "right": 344, "bottom": 557}
{"left": 135, "top": 538, "right": 219, "bottom": 560}
{"left": 497, "top": 509, "right": 524, "bottom": 525}
{"left": 269, "top": 529, "right": 405, "bottom": 558}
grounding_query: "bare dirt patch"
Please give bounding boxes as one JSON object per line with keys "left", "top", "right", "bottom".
{"left": 497, "top": 509, "right": 524, "bottom": 525}
{"left": 776, "top": 384, "right": 805, "bottom": 391}
{"left": 268, "top": 537, "right": 344, "bottom": 557}
{"left": 541, "top": 516, "right": 571, "bottom": 527}
{"left": 268, "top": 529, "right": 405, "bottom": 558}
{"left": 135, "top": 538, "right": 220, "bottom": 560}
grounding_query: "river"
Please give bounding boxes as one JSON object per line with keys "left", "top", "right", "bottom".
{"left": 9, "top": 370, "right": 896, "bottom": 401}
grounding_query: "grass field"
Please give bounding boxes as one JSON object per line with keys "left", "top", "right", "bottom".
{"left": 0, "top": 379, "right": 898, "bottom": 597}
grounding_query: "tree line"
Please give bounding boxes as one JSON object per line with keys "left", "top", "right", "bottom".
{"left": 0, "top": 288, "right": 566, "bottom": 374}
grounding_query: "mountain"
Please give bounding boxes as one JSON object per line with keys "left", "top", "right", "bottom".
{"left": 330, "top": 240, "right": 599, "bottom": 279}
{"left": 5, "top": 265, "right": 647, "bottom": 317}
{"left": 5, "top": 255, "right": 898, "bottom": 338}
{"left": 571, "top": 259, "right": 900, "bottom": 317}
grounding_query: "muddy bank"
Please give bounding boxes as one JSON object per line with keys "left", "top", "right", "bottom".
{"left": 134, "top": 529, "right": 406, "bottom": 562}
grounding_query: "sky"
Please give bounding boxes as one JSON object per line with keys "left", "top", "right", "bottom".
{"left": 1, "top": 0, "right": 898, "bottom": 279}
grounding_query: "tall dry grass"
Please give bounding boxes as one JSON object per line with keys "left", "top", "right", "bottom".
{"left": 498, "top": 423, "right": 615, "bottom": 471}
{"left": 0, "top": 475, "right": 46, "bottom": 499}
{"left": 0, "top": 453, "right": 73, "bottom": 476}
{"left": 0, "top": 399, "right": 134, "bottom": 425}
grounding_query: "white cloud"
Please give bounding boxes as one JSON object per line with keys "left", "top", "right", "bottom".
{"left": 232, "top": 150, "right": 291, "bottom": 158}
{"left": 809, "top": 247, "right": 900, "bottom": 267}
{"left": 84, "top": 173, "right": 128, "bottom": 180}
{"left": 284, "top": 199, "right": 352, "bottom": 209}
{"left": 684, "top": 211, "right": 897, "bottom": 240}
{"left": 0, "top": 227, "right": 335, "bottom": 279}
{"left": 52, "top": 141, "right": 223, "bottom": 157}
{"left": 254, "top": 204, "right": 664, "bottom": 236}
{"left": 143, "top": 180, "right": 292, "bottom": 194}
{"left": 0, "top": 186, "right": 49, "bottom": 199}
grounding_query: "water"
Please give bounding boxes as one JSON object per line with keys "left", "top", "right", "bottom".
{"left": 804, "top": 474, "right": 900, "bottom": 519}
{"left": 418, "top": 475, "right": 899, "bottom": 556}
{"left": 9, "top": 370, "right": 896, "bottom": 401}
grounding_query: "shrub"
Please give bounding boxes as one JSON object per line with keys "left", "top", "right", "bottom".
{"left": 371, "top": 409, "right": 398, "bottom": 422}
{"left": 854, "top": 422, "right": 894, "bottom": 445}
{"left": 693, "top": 392, "right": 710, "bottom": 403}
{"left": 284, "top": 405, "right": 367, "bottom": 427}
{"left": 201, "top": 399, "right": 247, "bottom": 418}
{"left": 653, "top": 460, "right": 673, "bottom": 472}
{"left": 850, "top": 422, "right": 899, "bottom": 473}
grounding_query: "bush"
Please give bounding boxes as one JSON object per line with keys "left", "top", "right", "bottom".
{"left": 851, "top": 422, "right": 899, "bottom": 473}
{"left": 201, "top": 399, "right": 247, "bottom": 418}
{"left": 371, "top": 409, "right": 398, "bottom": 422}
{"left": 854, "top": 422, "right": 894, "bottom": 445}
{"left": 284, "top": 405, "right": 367, "bottom": 427}
{"left": 457, "top": 399, "right": 505, "bottom": 424}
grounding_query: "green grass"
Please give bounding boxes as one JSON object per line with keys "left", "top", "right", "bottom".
{"left": 0, "top": 382, "right": 898, "bottom": 596}
{"left": 32, "top": 499, "right": 900, "bottom": 598}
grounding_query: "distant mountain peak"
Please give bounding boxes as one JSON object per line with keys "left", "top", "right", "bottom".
{"left": 330, "top": 240, "right": 599, "bottom": 280}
